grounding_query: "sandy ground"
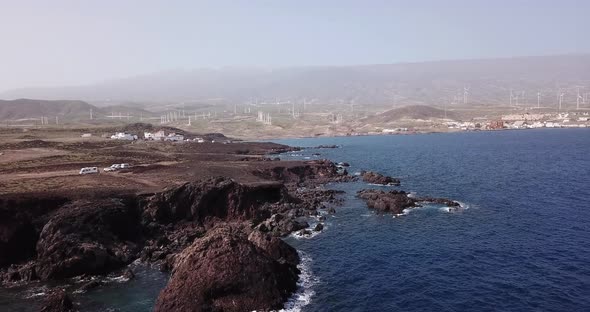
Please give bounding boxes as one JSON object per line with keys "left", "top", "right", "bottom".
{"left": 0, "top": 127, "right": 298, "bottom": 197}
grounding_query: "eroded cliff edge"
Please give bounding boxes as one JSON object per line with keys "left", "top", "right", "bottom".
{"left": 0, "top": 159, "right": 349, "bottom": 311}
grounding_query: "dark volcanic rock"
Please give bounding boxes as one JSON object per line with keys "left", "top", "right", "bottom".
{"left": 0, "top": 196, "right": 69, "bottom": 268}
{"left": 357, "top": 189, "right": 416, "bottom": 214}
{"left": 313, "top": 223, "right": 324, "bottom": 232}
{"left": 80, "top": 280, "right": 103, "bottom": 292}
{"left": 142, "top": 177, "right": 286, "bottom": 225}
{"left": 256, "top": 213, "right": 309, "bottom": 237}
{"left": 40, "top": 289, "right": 74, "bottom": 312}
{"left": 357, "top": 189, "right": 461, "bottom": 215}
{"left": 361, "top": 171, "right": 401, "bottom": 186}
{"left": 315, "top": 145, "right": 339, "bottom": 149}
{"left": 417, "top": 197, "right": 461, "bottom": 207}
{"left": 34, "top": 198, "right": 142, "bottom": 280}
{"left": 154, "top": 224, "right": 299, "bottom": 312}
{"left": 248, "top": 230, "right": 299, "bottom": 265}
{"left": 252, "top": 160, "right": 354, "bottom": 185}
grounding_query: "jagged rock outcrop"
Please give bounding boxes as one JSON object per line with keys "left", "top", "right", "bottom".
{"left": 357, "top": 189, "right": 416, "bottom": 214}
{"left": 361, "top": 171, "right": 401, "bottom": 186}
{"left": 255, "top": 213, "right": 309, "bottom": 237}
{"left": 0, "top": 196, "right": 69, "bottom": 268}
{"left": 357, "top": 189, "right": 460, "bottom": 215}
{"left": 34, "top": 198, "right": 142, "bottom": 280}
{"left": 248, "top": 229, "right": 300, "bottom": 265}
{"left": 418, "top": 197, "right": 461, "bottom": 207}
{"left": 252, "top": 160, "right": 353, "bottom": 185}
{"left": 154, "top": 224, "right": 299, "bottom": 312}
{"left": 39, "top": 289, "right": 75, "bottom": 312}
{"left": 141, "top": 177, "right": 286, "bottom": 225}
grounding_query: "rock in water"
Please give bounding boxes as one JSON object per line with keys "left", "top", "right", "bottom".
{"left": 357, "top": 189, "right": 460, "bottom": 215}
{"left": 357, "top": 189, "right": 416, "bottom": 214}
{"left": 40, "top": 289, "right": 74, "bottom": 312}
{"left": 361, "top": 171, "right": 401, "bottom": 186}
{"left": 154, "top": 224, "right": 299, "bottom": 312}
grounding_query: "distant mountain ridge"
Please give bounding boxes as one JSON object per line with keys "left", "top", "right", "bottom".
{"left": 0, "top": 99, "right": 164, "bottom": 121}
{"left": 2, "top": 54, "right": 590, "bottom": 106}
{"left": 0, "top": 99, "right": 98, "bottom": 120}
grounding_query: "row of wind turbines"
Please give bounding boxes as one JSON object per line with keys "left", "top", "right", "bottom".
{"left": 447, "top": 85, "right": 589, "bottom": 110}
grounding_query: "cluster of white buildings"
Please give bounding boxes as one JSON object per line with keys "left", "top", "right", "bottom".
{"left": 144, "top": 130, "right": 184, "bottom": 142}
{"left": 110, "top": 132, "right": 138, "bottom": 140}
{"left": 445, "top": 121, "right": 479, "bottom": 130}
{"left": 501, "top": 113, "right": 546, "bottom": 121}
{"left": 508, "top": 121, "right": 588, "bottom": 129}
{"left": 382, "top": 128, "right": 409, "bottom": 133}
{"left": 505, "top": 112, "right": 589, "bottom": 129}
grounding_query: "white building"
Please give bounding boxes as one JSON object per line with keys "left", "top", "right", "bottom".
{"left": 144, "top": 130, "right": 167, "bottom": 141}
{"left": 111, "top": 132, "right": 138, "bottom": 140}
{"left": 165, "top": 133, "right": 184, "bottom": 142}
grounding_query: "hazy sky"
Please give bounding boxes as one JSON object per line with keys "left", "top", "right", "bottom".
{"left": 1, "top": 0, "right": 589, "bottom": 91}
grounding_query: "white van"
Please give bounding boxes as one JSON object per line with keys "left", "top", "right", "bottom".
{"left": 79, "top": 167, "right": 99, "bottom": 175}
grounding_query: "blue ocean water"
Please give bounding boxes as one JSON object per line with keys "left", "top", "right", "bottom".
{"left": 276, "top": 129, "right": 590, "bottom": 312}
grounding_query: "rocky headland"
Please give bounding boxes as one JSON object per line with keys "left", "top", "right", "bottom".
{"left": 0, "top": 127, "right": 461, "bottom": 311}
{"left": 0, "top": 154, "right": 349, "bottom": 311}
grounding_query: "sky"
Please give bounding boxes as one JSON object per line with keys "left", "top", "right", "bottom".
{"left": 1, "top": 0, "right": 589, "bottom": 91}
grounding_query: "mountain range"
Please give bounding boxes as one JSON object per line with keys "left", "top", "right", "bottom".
{"left": 2, "top": 54, "right": 590, "bottom": 107}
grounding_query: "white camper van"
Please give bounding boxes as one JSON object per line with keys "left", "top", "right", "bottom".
{"left": 79, "top": 167, "right": 99, "bottom": 175}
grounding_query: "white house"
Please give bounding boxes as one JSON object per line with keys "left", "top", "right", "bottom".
{"left": 111, "top": 132, "right": 137, "bottom": 140}
{"left": 144, "top": 130, "right": 167, "bottom": 141}
{"left": 165, "top": 133, "right": 184, "bottom": 142}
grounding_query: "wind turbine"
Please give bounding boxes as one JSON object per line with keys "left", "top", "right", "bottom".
{"left": 558, "top": 91, "right": 565, "bottom": 111}
{"left": 537, "top": 91, "right": 541, "bottom": 109}
{"left": 463, "top": 86, "right": 469, "bottom": 105}
{"left": 577, "top": 87, "right": 583, "bottom": 110}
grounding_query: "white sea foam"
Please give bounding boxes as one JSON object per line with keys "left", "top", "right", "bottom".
{"left": 456, "top": 201, "right": 470, "bottom": 209}
{"left": 290, "top": 224, "right": 324, "bottom": 240}
{"left": 367, "top": 183, "right": 397, "bottom": 187}
{"left": 106, "top": 275, "right": 130, "bottom": 283}
{"left": 278, "top": 252, "right": 319, "bottom": 312}
{"left": 26, "top": 291, "right": 46, "bottom": 298}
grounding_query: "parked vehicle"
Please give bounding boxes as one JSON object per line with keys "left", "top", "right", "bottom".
{"left": 104, "top": 163, "right": 131, "bottom": 172}
{"left": 79, "top": 167, "right": 98, "bottom": 175}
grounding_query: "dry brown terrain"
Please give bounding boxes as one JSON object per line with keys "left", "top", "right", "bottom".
{"left": 0, "top": 125, "right": 302, "bottom": 197}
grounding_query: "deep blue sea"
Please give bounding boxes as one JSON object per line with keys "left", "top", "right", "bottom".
{"left": 1, "top": 128, "right": 589, "bottom": 311}
{"left": 275, "top": 129, "right": 590, "bottom": 312}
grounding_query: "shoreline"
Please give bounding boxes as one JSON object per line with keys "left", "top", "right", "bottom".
{"left": 0, "top": 129, "right": 353, "bottom": 311}
{"left": 244, "top": 126, "right": 590, "bottom": 141}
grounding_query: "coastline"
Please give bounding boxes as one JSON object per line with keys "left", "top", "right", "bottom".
{"left": 2, "top": 126, "right": 588, "bottom": 311}
{"left": 0, "top": 129, "right": 353, "bottom": 311}
{"left": 241, "top": 126, "right": 590, "bottom": 141}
